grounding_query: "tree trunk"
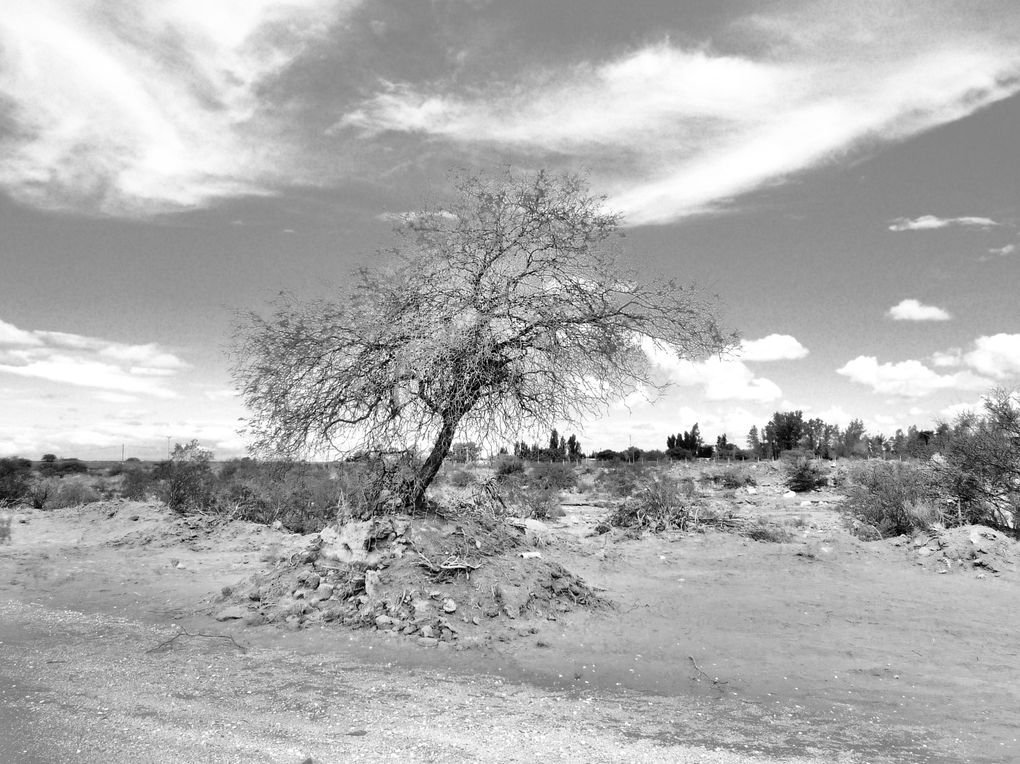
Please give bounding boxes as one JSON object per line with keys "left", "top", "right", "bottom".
{"left": 404, "top": 415, "right": 460, "bottom": 510}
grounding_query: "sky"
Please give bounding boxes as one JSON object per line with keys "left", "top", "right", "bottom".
{"left": 1, "top": 0, "right": 1019, "bottom": 460}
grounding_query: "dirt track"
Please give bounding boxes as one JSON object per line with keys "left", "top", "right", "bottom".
{"left": 1, "top": 488, "right": 1018, "bottom": 763}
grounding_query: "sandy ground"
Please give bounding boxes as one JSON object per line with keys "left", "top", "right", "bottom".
{"left": 0, "top": 477, "right": 1018, "bottom": 763}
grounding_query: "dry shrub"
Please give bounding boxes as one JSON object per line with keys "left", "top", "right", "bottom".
{"left": 47, "top": 476, "right": 101, "bottom": 508}
{"left": 608, "top": 475, "right": 703, "bottom": 532}
{"left": 120, "top": 468, "right": 155, "bottom": 500}
{"left": 839, "top": 461, "right": 945, "bottom": 538}
{"left": 446, "top": 468, "right": 476, "bottom": 488}
{"left": 594, "top": 462, "right": 648, "bottom": 498}
{"left": 742, "top": 518, "right": 793, "bottom": 543}
{"left": 528, "top": 461, "right": 577, "bottom": 490}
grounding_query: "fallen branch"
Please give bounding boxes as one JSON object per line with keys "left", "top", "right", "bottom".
{"left": 146, "top": 627, "right": 247, "bottom": 654}
{"left": 416, "top": 551, "right": 481, "bottom": 577}
{"left": 688, "top": 655, "right": 727, "bottom": 685}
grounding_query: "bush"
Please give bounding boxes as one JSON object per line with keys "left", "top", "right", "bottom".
{"left": 27, "top": 478, "right": 58, "bottom": 509}
{"left": 742, "top": 518, "right": 793, "bottom": 543}
{"left": 785, "top": 458, "right": 828, "bottom": 492}
{"left": 0, "top": 457, "right": 32, "bottom": 504}
{"left": 154, "top": 460, "right": 216, "bottom": 513}
{"left": 446, "top": 468, "right": 476, "bottom": 488}
{"left": 213, "top": 461, "right": 354, "bottom": 532}
{"left": 719, "top": 467, "right": 755, "bottom": 489}
{"left": 47, "top": 476, "right": 101, "bottom": 508}
{"left": 608, "top": 475, "right": 701, "bottom": 532}
{"left": 38, "top": 457, "right": 88, "bottom": 477}
{"left": 511, "top": 485, "right": 560, "bottom": 520}
{"left": 940, "top": 389, "right": 1020, "bottom": 530}
{"left": 528, "top": 461, "right": 577, "bottom": 490}
{"left": 120, "top": 468, "right": 155, "bottom": 501}
{"left": 493, "top": 455, "right": 525, "bottom": 478}
{"left": 594, "top": 462, "right": 648, "bottom": 498}
{"left": 839, "top": 461, "right": 945, "bottom": 537}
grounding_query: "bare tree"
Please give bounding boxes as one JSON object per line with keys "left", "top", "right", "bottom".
{"left": 232, "top": 170, "right": 733, "bottom": 509}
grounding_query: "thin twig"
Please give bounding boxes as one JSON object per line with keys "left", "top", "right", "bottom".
{"left": 688, "top": 655, "right": 727, "bottom": 685}
{"left": 146, "top": 627, "right": 248, "bottom": 654}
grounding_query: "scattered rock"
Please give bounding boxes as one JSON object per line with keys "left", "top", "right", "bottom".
{"left": 442, "top": 598, "right": 457, "bottom": 613}
{"left": 215, "top": 605, "right": 247, "bottom": 621}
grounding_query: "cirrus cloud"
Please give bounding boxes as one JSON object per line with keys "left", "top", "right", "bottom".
{"left": 0, "top": 0, "right": 359, "bottom": 215}
{"left": 887, "top": 215, "right": 998, "bottom": 231}
{"left": 0, "top": 317, "right": 187, "bottom": 398}
{"left": 340, "top": 7, "right": 1020, "bottom": 225}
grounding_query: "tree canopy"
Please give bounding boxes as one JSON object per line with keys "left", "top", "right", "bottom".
{"left": 232, "top": 169, "right": 733, "bottom": 508}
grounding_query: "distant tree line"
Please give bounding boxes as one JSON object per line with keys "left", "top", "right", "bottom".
{"left": 746, "top": 411, "right": 948, "bottom": 461}
{"left": 511, "top": 428, "right": 583, "bottom": 462}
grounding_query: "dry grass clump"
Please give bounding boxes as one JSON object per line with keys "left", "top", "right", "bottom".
{"left": 741, "top": 518, "right": 794, "bottom": 543}
{"left": 608, "top": 474, "right": 704, "bottom": 532}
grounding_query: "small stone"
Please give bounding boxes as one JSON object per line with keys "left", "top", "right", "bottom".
{"left": 215, "top": 605, "right": 247, "bottom": 621}
{"left": 375, "top": 615, "right": 394, "bottom": 629}
{"left": 417, "top": 637, "right": 439, "bottom": 647}
{"left": 442, "top": 598, "right": 457, "bottom": 613}
{"left": 247, "top": 589, "right": 261, "bottom": 602}
{"left": 419, "top": 625, "right": 436, "bottom": 639}
{"left": 315, "top": 584, "right": 334, "bottom": 600}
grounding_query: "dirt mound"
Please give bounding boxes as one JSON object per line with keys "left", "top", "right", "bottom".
{"left": 899, "top": 525, "right": 1019, "bottom": 577}
{"left": 215, "top": 513, "right": 608, "bottom": 645}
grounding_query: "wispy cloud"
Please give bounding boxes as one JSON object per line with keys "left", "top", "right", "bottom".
{"left": 0, "top": 0, "right": 358, "bottom": 215}
{"left": 340, "top": 7, "right": 1020, "bottom": 225}
{"left": 739, "top": 334, "right": 808, "bottom": 361}
{"left": 980, "top": 243, "right": 1016, "bottom": 261}
{"left": 888, "top": 215, "right": 998, "bottom": 231}
{"left": 887, "top": 299, "right": 952, "bottom": 322}
{"left": 0, "top": 318, "right": 187, "bottom": 398}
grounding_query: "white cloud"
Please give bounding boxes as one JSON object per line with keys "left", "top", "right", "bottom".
{"left": 887, "top": 299, "right": 952, "bottom": 322}
{"left": 930, "top": 349, "right": 962, "bottom": 368}
{"left": 643, "top": 340, "right": 782, "bottom": 402}
{"left": 963, "top": 334, "right": 1020, "bottom": 379}
{"left": 887, "top": 215, "right": 997, "bottom": 231}
{"left": 739, "top": 334, "right": 808, "bottom": 361}
{"left": 0, "top": 0, "right": 357, "bottom": 215}
{"left": 836, "top": 356, "right": 989, "bottom": 398}
{"left": 0, "top": 319, "right": 43, "bottom": 347}
{"left": 341, "top": 16, "right": 1020, "bottom": 225}
{"left": 0, "top": 317, "right": 187, "bottom": 398}
{"left": 940, "top": 400, "right": 982, "bottom": 422}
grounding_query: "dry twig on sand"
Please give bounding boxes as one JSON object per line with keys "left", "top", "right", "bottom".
{"left": 146, "top": 627, "right": 248, "bottom": 654}
{"left": 688, "top": 655, "right": 727, "bottom": 685}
